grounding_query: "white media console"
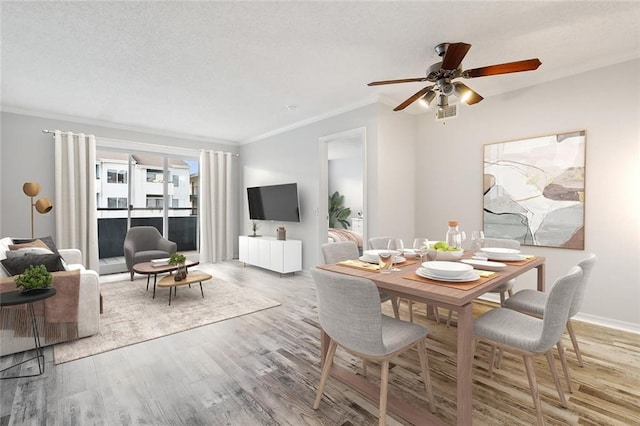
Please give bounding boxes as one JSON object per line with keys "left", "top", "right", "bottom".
{"left": 238, "top": 235, "right": 302, "bottom": 274}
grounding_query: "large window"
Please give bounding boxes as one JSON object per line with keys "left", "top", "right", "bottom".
{"left": 96, "top": 149, "right": 199, "bottom": 263}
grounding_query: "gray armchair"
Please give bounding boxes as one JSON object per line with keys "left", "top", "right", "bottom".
{"left": 124, "top": 226, "right": 177, "bottom": 280}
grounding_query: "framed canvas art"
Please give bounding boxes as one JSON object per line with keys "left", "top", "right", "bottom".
{"left": 483, "top": 130, "right": 586, "bottom": 249}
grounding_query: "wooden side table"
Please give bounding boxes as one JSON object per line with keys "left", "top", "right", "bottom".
{"left": 156, "top": 272, "right": 212, "bottom": 305}
{"left": 0, "top": 288, "right": 57, "bottom": 379}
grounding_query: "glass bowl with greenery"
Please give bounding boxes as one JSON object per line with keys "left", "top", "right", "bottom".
{"left": 15, "top": 264, "right": 52, "bottom": 294}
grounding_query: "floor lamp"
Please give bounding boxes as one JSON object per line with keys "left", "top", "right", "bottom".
{"left": 23, "top": 182, "right": 53, "bottom": 239}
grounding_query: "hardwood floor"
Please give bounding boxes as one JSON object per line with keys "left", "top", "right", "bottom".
{"left": 1, "top": 261, "right": 639, "bottom": 425}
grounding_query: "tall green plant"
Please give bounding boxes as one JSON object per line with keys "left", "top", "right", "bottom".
{"left": 328, "top": 191, "right": 352, "bottom": 229}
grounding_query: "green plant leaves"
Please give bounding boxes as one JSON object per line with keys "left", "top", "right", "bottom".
{"left": 328, "top": 191, "right": 352, "bottom": 229}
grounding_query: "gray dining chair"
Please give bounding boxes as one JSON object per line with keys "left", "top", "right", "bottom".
{"left": 473, "top": 266, "right": 583, "bottom": 426}
{"left": 367, "top": 236, "right": 393, "bottom": 250}
{"left": 482, "top": 238, "right": 521, "bottom": 303}
{"left": 504, "top": 254, "right": 597, "bottom": 368}
{"left": 311, "top": 268, "right": 435, "bottom": 425}
{"left": 321, "top": 242, "right": 400, "bottom": 319}
{"left": 444, "top": 237, "right": 520, "bottom": 326}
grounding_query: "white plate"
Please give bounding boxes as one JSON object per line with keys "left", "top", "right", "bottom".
{"left": 363, "top": 249, "right": 400, "bottom": 257}
{"left": 421, "top": 260, "right": 473, "bottom": 278}
{"left": 359, "top": 255, "right": 406, "bottom": 264}
{"left": 480, "top": 247, "right": 521, "bottom": 255}
{"left": 416, "top": 268, "right": 480, "bottom": 282}
{"left": 481, "top": 253, "right": 526, "bottom": 261}
{"left": 460, "top": 259, "right": 507, "bottom": 271}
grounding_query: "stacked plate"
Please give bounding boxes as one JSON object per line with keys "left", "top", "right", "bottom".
{"left": 360, "top": 249, "right": 405, "bottom": 264}
{"left": 478, "top": 247, "right": 526, "bottom": 261}
{"left": 416, "top": 261, "right": 480, "bottom": 282}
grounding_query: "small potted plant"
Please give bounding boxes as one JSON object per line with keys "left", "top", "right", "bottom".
{"left": 169, "top": 253, "right": 187, "bottom": 281}
{"left": 251, "top": 220, "right": 260, "bottom": 237}
{"left": 15, "top": 264, "right": 52, "bottom": 294}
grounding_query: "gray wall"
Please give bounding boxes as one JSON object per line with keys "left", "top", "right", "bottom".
{"left": 415, "top": 59, "right": 640, "bottom": 326}
{"left": 239, "top": 104, "right": 380, "bottom": 269}
{"left": 0, "top": 111, "right": 236, "bottom": 239}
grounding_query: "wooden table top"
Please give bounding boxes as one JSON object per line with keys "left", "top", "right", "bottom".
{"left": 132, "top": 260, "right": 199, "bottom": 275}
{"left": 157, "top": 272, "right": 212, "bottom": 288}
{"left": 317, "top": 252, "right": 545, "bottom": 307}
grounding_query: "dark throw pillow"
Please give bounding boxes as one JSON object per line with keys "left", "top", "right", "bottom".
{"left": 11, "top": 236, "right": 60, "bottom": 256}
{"left": 1, "top": 253, "right": 66, "bottom": 276}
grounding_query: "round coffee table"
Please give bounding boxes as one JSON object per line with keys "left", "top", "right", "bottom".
{"left": 132, "top": 260, "right": 199, "bottom": 298}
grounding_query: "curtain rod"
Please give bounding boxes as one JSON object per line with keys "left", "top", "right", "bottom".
{"left": 44, "top": 129, "right": 239, "bottom": 157}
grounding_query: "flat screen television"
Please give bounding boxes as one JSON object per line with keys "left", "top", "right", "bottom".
{"left": 247, "top": 183, "right": 300, "bottom": 222}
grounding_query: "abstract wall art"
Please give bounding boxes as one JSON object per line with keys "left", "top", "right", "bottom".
{"left": 483, "top": 131, "right": 586, "bottom": 249}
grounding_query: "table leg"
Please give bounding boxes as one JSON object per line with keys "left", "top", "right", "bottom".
{"left": 536, "top": 263, "right": 546, "bottom": 291}
{"left": 168, "top": 286, "right": 173, "bottom": 306}
{"left": 146, "top": 274, "right": 150, "bottom": 291}
{"left": 1, "top": 302, "right": 45, "bottom": 379}
{"left": 456, "top": 303, "right": 474, "bottom": 425}
{"left": 153, "top": 274, "right": 157, "bottom": 299}
{"left": 199, "top": 282, "right": 204, "bottom": 298}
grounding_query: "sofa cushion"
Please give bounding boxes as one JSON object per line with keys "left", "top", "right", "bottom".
{"left": 0, "top": 237, "right": 13, "bottom": 261}
{"left": 11, "top": 236, "right": 60, "bottom": 256}
{"left": 1, "top": 253, "right": 66, "bottom": 276}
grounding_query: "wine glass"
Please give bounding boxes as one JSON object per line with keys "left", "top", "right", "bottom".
{"left": 387, "top": 238, "right": 404, "bottom": 271}
{"left": 413, "top": 238, "right": 428, "bottom": 265}
{"left": 471, "top": 230, "right": 485, "bottom": 253}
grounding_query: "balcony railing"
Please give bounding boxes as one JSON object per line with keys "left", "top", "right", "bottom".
{"left": 97, "top": 208, "right": 198, "bottom": 259}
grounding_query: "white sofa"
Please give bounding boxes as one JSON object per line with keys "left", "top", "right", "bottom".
{"left": 1, "top": 247, "right": 100, "bottom": 357}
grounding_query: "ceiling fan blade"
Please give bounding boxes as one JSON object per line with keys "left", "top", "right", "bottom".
{"left": 454, "top": 82, "right": 483, "bottom": 105}
{"left": 441, "top": 42, "right": 472, "bottom": 70}
{"left": 463, "top": 58, "right": 542, "bottom": 78}
{"left": 393, "top": 86, "right": 434, "bottom": 111}
{"left": 368, "top": 77, "right": 428, "bottom": 86}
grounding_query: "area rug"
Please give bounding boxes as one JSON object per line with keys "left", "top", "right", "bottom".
{"left": 53, "top": 271, "right": 281, "bottom": 364}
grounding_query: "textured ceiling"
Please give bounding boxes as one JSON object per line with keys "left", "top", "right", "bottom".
{"left": 2, "top": 1, "right": 639, "bottom": 144}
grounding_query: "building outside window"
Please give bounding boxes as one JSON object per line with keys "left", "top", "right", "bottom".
{"left": 107, "top": 169, "right": 127, "bottom": 183}
{"left": 107, "top": 197, "right": 128, "bottom": 208}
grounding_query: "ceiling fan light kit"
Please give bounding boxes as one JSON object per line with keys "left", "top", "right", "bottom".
{"left": 368, "top": 41, "right": 541, "bottom": 114}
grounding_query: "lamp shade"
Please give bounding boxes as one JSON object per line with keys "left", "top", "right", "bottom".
{"left": 23, "top": 182, "right": 41, "bottom": 197}
{"left": 35, "top": 198, "right": 53, "bottom": 214}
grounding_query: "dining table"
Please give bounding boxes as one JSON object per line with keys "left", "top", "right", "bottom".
{"left": 317, "top": 251, "right": 545, "bottom": 425}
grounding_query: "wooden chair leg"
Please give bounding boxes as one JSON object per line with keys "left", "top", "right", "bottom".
{"left": 566, "top": 320, "right": 584, "bottom": 367}
{"left": 556, "top": 341, "right": 572, "bottom": 393}
{"left": 130, "top": 270, "right": 134, "bottom": 281}
{"left": 499, "top": 291, "right": 506, "bottom": 306}
{"left": 314, "top": 339, "right": 338, "bottom": 409}
{"left": 488, "top": 345, "right": 497, "bottom": 377}
{"left": 416, "top": 340, "right": 436, "bottom": 413}
{"left": 507, "top": 289, "right": 514, "bottom": 297}
{"left": 545, "top": 350, "right": 567, "bottom": 407}
{"left": 432, "top": 305, "right": 440, "bottom": 323}
{"left": 379, "top": 360, "right": 390, "bottom": 426}
{"left": 362, "top": 359, "right": 368, "bottom": 377}
{"left": 523, "top": 355, "right": 545, "bottom": 426}
{"left": 391, "top": 297, "right": 400, "bottom": 319}
{"left": 408, "top": 299, "right": 414, "bottom": 323}
{"left": 496, "top": 348, "right": 504, "bottom": 369}
{"left": 446, "top": 310, "right": 453, "bottom": 327}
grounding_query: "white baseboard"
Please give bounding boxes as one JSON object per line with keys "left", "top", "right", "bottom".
{"left": 478, "top": 294, "right": 640, "bottom": 335}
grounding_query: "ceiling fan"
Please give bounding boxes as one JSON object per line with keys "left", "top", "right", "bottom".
{"left": 368, "top": 42, "right": 541, "bottom": 111}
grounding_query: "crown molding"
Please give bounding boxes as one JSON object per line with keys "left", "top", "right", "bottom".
{"left": 1, "top": 106, "right": 238, "bottom": 146}
{"left": 239, "top": 96, "right": 380, "bottom": 145}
